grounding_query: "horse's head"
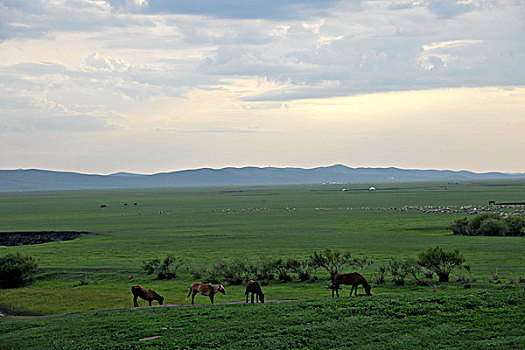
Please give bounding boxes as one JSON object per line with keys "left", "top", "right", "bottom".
{"left": 364, "top": 283, "right": 372, "bottom": 296}
{"left": 218, "top": 284, "right": 226, "bottom": 295}
{"left": 158, "top": 295, "right": 165, "bottom": 305}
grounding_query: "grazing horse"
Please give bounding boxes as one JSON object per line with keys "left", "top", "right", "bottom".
{"left": 186, "top": 282, "right": 226, "bottom": 304}
{"left": 245, "top": 280, "right": 265, "bottom": 303}
{"left": 131, "top": 285, "right": 164, "bottom": 307}
{"left": 331, "top": 272, "right": 372, "bottom": 298}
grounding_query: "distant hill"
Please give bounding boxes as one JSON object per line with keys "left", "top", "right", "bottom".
{"left": 1, "top": 165, "right": 524, "bottom": 191}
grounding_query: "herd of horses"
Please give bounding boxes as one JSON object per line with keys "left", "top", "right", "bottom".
{"left": 131, "top": 272, "right": 372, "bottom": 307}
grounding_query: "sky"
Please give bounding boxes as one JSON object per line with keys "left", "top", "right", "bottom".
{"left": 0, "top": 0, "right": 524, "bottom": 174}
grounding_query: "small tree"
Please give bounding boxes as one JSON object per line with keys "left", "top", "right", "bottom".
{"left": 251, "top": 256, "right": 277, "bottom": 282}
{"left": 418, "top": 246, "right": 465, "bottom": 282}
{"left": 310, "top": 249, "right": 353, "bottom": 281}
{"left": 286, "top": 257, "right": 313, "bottom": 282}
{"left": 353, "top": 257, "right": 373, "bottom": 276}
{"left": 479, "top": 219, "right": 508, "bottom": 236}
{"left": 375, "top": 265, "right": 388, "bottom": 285}
{"left": 272, "top": 258, "right": 292, "bottom": 282}
{"left": 142, "top": 255, "right": 184, "bottom": 280}
{"left": 387, "top": 258, "right": 411, "bottom": 286}
{"left": 0, "top": 253, "right": 39, "bottom": 288}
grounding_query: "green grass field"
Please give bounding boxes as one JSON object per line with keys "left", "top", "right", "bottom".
{"left": 0, "top": 180, "right": 524, "bottom": 348}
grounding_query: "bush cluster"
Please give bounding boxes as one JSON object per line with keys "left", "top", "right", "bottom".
{"left": 450, "top": 213, "right": 525, "bottom": 236}
{"left": 0, "top": 253, "right": 39, "bottom": 289}
{"left": 377, "top": 246, "right": 466, "bottom": 286}
{"left": 190, "top": 256, "right": 316, "bottom": 285}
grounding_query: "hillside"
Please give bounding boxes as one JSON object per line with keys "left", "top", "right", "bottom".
{"left": 1, "top": 165, "right": 524, "bottom": 191}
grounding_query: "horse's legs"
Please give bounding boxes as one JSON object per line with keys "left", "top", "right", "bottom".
{"left": 350, "top": 285, "right": 355, "bottom": 297}
{"left": 245, "top": 292, "right": 249, "bottom": 303}
{"left": 251, "top": 293, "right": 255, "bottom": 303}
{"left": 210, "top": 294, "right": 214, "bottom": 304}
{"left": 335, "top": 285, "right": 340, "bottom": 298}
{"left": 191, "top": 292, "right": 196, "bottom": 305}
{"left": 149, "top": 300, "right": 152, "bottom": 306}
{"left": 133, "top": 295, "right": 139, "bottom": 307}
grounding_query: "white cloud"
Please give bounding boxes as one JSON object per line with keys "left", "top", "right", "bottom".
{"left": 0, "top": 0, "right": 523, "bottom": 172}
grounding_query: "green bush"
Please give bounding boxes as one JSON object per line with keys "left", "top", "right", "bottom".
{"left": 479, "top": 219, "right": 508, "bottom": 236}
{"left": 142, "top": 255, "right": 184, "bottom": 279}
{"left": 450, "top": 213, "right": 524, "bottom": 236}
{"left": 505, "top": 216, "right": 525, "bottom": 236}
{"left": 0, "top": 253, "right": 39, "bottom": 288}
{"left": 387, "top": 258, "right": 411, "bottom": 286}
{"left": 418, "top": 246, "right": 464, "bottom": 282}
{"left": 310, "top": 249, "right": 353, "bottom": 281}
{"left": 286, "top": 257, "right": 313, "bottom": 282}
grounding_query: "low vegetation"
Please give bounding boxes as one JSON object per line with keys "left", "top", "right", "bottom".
{"left": 0, "top": 253, "right": 38, "bottom": 289}
{"left": 0, "top": 290, "right": 523, "bottom": 349}
{"left": 451, "top": 213, "right": 525, "bottom": 236}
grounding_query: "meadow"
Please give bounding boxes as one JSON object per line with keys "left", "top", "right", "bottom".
{"left": 0, "top": 180, "right": 524, "bottom": 348}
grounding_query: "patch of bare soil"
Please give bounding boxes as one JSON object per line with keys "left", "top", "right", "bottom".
{"left": 133, "top": 299, "right": 302, "bottom": 309}
{"left": 0, "top": 231, "right": 92, "bottom": 246}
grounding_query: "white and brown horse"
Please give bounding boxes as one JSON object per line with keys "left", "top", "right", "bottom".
{"left": 186, "top": 282, "right": 226, "bottom": 304}
{"left": 131, "top": 285, "right": 164, "bottom": 307}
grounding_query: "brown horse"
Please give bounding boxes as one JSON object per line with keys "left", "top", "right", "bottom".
{"left": 131, "top": 285, "right": 164, "bottom": 307}
{"left": 245, "top": 280, "right": 265, "bottom": 303}
{"left": 186, "top": 282, "right": 226, "bottom": 304}
{"left": 331, "top": 272, "right": 372, "bottom": 298}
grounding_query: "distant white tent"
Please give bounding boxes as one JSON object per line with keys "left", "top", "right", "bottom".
{"left": 369, "top": 186, "right": 376, "bottom": 191}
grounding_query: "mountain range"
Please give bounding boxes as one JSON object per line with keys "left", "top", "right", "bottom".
{"left": 1, "top": 165, "right": 524, "bottom": 191}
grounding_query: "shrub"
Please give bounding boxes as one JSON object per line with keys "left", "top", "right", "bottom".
{"left": 0, "top": 253, "right": 39, "bottom": 288}
{"left": 387, "top": 258, "right": 411, "bottom": 286}
{"left": 250, "top": 256, "right": 276, "bottom": 283}
{"left": 505, "top": 216, "right": 525, "bottom": 236}
{"left": 142, "top": 255, "right": 184, "bottom": 280}
{"left": 310, "top": 249, "right": 353, "bottom": 281}
{"left": 479, "top": 219, "right": 508, "bottom": 236}
{"left": 375, "top": 265, "right": 388, "bottom": 285}
{"left": 417, "top": 246, "right": 465, "bottom": 282}
{"left": 353, "top": 257, "right": 373, "bottom": 276}
{"left": 286, "top": 257, "right": 313, "bottom": 282}
{"left": 272, "top": 258, "right": 292, "bottom": 282}
{"left": 451, "top": 213, "right": 524, "bottom": 236}
{"left": 450, "top": 217, "right": 470, "bottom": 235}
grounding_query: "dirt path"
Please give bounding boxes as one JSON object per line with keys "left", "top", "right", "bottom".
{"left": 133, "top": 299, "right": 302, "bottom": 309}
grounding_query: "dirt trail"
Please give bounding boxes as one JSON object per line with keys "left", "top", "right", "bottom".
{"left": 133, "top": 299, "right": 302, "bottom": 309}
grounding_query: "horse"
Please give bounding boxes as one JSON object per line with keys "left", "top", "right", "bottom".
{"left": 245, "top": 280, "right": 265, "bottom": 303}
{"left": 131, "top": 285, "right": 164, "bottom": 307}
{"left": 331, "top": 272, "right": 372, "bottom": 298}
{"left": 186, "top": 282, "right": 226, "bottom": 304}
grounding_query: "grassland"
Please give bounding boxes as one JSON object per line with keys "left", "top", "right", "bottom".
{"left": 0, "top": 290, "right": 523, "bottom": 349}
{"left": 0, "top": 180, "right": 523, "bottom": 314}
{"left": 0, "top": 180, "right": 524, "bottom": 348}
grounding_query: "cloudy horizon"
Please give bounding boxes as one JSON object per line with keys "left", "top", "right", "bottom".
{"left": 1, "top": 0, "right": 524, "bottom": 174}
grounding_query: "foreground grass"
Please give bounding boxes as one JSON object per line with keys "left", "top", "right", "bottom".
{"left": 0, "top": 289, "right": 523, "bottom": 349}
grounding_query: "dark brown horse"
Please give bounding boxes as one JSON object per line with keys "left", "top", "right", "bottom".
{"left": 131, "top": 285, "right": 164, "bottom": 307}
{"left": 186, "top": 282, "right": 226, "bottom": 304}
{"left": 245, "top": 280, "right": 265, "bottom": 303}
{"left": 331, "top": 272, "right": 372, "bottom": 298}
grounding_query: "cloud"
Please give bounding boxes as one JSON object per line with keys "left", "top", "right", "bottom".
{"left": 108, "top": 0, "right": 346, "bottom": 20}
{"left": 85, "top": 53, "right": 131, "bottom": 72}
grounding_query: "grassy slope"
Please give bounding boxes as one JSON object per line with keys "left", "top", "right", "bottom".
{"left": 0, "top": 290, "right": 523, "bottom": 349}
{"left": 0, "top": 181, "right": 524, "bottom": 314}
